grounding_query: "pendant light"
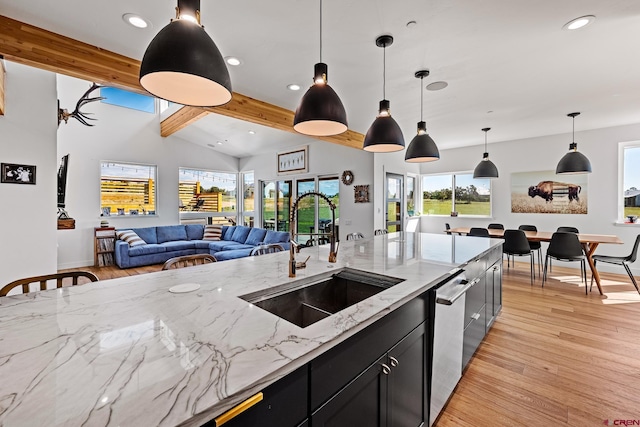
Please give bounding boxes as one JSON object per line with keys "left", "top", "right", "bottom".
{"left": 473, "top": 128, "right": 499, "bottom": 178}
{"left": 139, "top": 0, "right": 232, "bottom": 107}
{"left": 556, "top": 112, "right": 592, "bottom": 174}
{"left": 293, "top": 0, "right": 348, "bottom": 136}
{"left": 405, "top": 70, "right": 440, "bottom": 162}
{"left": 363, "top": 35, "right": 405, "bottom": 153}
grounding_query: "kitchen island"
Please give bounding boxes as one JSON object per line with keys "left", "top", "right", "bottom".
{"left": 0, "top": 232, "right": 501, "bottom": 426}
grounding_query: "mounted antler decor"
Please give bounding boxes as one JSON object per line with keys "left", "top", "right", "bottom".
{"left": 57, "top": 83, "right": 105, "bottom": 126}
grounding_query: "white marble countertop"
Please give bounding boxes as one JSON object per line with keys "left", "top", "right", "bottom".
{"left": 0, "top": 233, "right": 500, "bottom": 427}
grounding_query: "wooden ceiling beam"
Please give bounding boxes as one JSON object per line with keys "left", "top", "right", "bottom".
{"left": 0, "top": 15, "right": 365, "bottom": 150}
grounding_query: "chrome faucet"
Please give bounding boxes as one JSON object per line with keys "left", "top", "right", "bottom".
{"left": 289, "top": 191, "right": 338, "bottom": 277}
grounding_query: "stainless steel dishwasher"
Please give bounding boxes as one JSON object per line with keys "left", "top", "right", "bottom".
{"left": 430, "top": 269, "right": 473, "bottom": 426}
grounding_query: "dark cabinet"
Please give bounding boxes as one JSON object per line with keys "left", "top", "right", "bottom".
{"left": 206, "top": 365, "right": 308, "bottom": 427}
{"left": 486, "top": 260, "right": 502, "bottom": 328}
{"left": 312, "top": 322, "right": 427, "bottom": 427}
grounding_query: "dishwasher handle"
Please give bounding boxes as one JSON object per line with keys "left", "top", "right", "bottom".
{"left": 436, "top": 277, "right": 478, "bottom": 305}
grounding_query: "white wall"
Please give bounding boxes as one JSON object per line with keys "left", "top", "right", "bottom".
{"left": 240, "top": 141, "right": 375, "bottom": 238}
{"left": 419, "top": 123, "right": 640, "bottom": 274}
{"left": 0, "top": 62, "right": 58, "bottom": 286}
{"left": 56, "top": 75, "right": 239, "bottom": 268}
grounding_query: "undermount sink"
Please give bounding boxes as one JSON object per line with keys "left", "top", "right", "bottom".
{"left": 240, "top": 268, "right": 404, "bottom": 328}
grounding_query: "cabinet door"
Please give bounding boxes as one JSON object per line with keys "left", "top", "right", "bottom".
{"left": 312, "top": 355, "right": 387, "bottom": 427}
{"left": 485, "top": 267, "right": 494, "bottom": 328}
{"left": 492, "top": 262, "right": 502, "bottom": 317}
{"left": 387, "top": 322, "right": 427, "bottom": 427}
{"left": 213, "top": 365, "right": 308, "bottom": 427}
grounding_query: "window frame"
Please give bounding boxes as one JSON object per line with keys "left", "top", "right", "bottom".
{"left": 178, "top": 167, "right": 238, "bottom": 224}
{"left": 100, "top": 161, "right": 157, "bottom": 217}
{"left": 618, "top": 140, "right": 640, "bottom": 223}
{"left": 421, "top": 171, "right": 493, "bottom": 218}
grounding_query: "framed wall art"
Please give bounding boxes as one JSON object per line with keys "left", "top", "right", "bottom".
{"left": 277, "top": 146, "right": 308, "bottom": 175}
{"left": 354, "top": 185, "right": 370, "bottom": 203}
{"left": 511, "top": 170, "right": 588, "bottom": 214}
{"left": 1, "top": 163, "right": 36, "bottom": 184}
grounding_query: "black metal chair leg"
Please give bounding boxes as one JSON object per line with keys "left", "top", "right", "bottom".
{"left": 623, "top": 263, "right": 640, "bottom": 295}
{"left": 582, "top": 260, "right": 587, "bottom": 295}
{"left": 542, "top": 255, "right": 548, "bottom": 286}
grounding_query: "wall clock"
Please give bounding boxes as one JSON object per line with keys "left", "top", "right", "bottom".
{"left": 341, "top": 170, "right": 354, "bottom": 185}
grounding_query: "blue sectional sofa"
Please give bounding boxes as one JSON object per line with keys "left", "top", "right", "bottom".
{"left": 114, "top": 224, "right": 290, "bottom": 268}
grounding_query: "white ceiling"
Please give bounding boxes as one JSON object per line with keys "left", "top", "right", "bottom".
{"left": 2, "top": 0, "right": 640, "bottom": 157}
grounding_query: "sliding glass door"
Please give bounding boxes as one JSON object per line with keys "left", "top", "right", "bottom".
{"left": 261, "top": 180, "right": 292, "bottom": 231}
{"left": 386, "top": 173, "right": 404, "bottom": 232}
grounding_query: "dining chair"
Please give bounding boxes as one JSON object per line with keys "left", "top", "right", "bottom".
{"left": 519, "top": 225, "right": 543, "bottom": 276}
{"left": 503, "top": 229, "right": 536, "bottom": 285}
{"left": 557, "top": 226, "right": 579, "bottom": 233}
{"left": 468, "top": 227, "right": 490, "bottom": 237}
{"left": 590, "top": 234, "right": 640, "bottom": 294}
{"left": 162, "top": 254, "right": 217, "bottom": 270}
{"left": 374, "top": 229, "right": 388, "bottom": 235}
{"left": 488, "top": 223, "right": 504, "bottom": 230}
{"left": 543, "top": 232, "right": 587, "bottom": 294}
{"left": 250, "top": 244, "right": 285, "bottom": 256}
{"left": 346, "top": 232, "right": 365, "bottom": 241}
{"left": 1, "top": 271, "right": 99, "bottom": 297}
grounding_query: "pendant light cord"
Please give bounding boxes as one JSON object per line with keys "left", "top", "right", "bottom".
{"left": 484, "top": 129, "right": 488, "bottom": 152}
{"left": 319, "top": 0, "right": 323, "bottom": 63}
{"left": 419, "top": 76, "right": 424, "bottom": 120}
{"left": 382, "top": 44, "right": 386, "bottom": 99}
{"left": 572, "top": 115, "right": 575, "bottom": 143}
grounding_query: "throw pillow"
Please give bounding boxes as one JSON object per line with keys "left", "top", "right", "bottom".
{"left": 116, "top": 230, "right": 146, "bottom": 247}
{"left": 203, "top": 224, "right": 223, "bottom": 241}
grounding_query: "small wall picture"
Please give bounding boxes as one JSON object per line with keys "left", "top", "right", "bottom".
{"left": 129, "top": 209, "right": 139, "bottom": 215}
{"left": 277, "top": 146, "right": 308, "bottom": 175}
{"left": 354, "top": 185, "right": 370, "bottom": 203}
{"left": 1, "top": 163, "right": 36, "bottom": 184}
{"left": 117, "top": 208, "right": 125, "bottom": 215}
{"left": 101, "top": 207, "right": 111, "bottom": 217}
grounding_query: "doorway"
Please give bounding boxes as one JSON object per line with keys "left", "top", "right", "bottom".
{"left": 386, "top": 173, "right": 404, "bottom": 232}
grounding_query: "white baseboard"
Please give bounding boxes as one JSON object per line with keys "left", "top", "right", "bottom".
{"left": 57, "top": 260, "right": 94, "bottom": 270}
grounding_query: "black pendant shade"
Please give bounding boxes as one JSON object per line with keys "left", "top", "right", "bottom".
{"left": 139, "top": 0, "right": 232, "bottom": 107}
{"left": 294, "top": 63, "right": 348, "bottom": 136}
{"left": 406, "top": 70, "right": 439, "bottom": 162}
{"left": 556, "top": 112, "right": 592, "bottom": 174}
{"left": 293, "top": 0, "right": 347, "bottom": 136}
{"left": 363, "top": 100, "right": 405, "bottom": 152}
{"left": 473, "top": 128, "right": 499, "bottom": 179}
{"left": 363, "top": 35, "right": 405, "bottom": 153}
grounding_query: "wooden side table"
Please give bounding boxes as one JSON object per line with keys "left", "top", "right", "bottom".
{"left": 94, "top": 227, "right": 116, "bottom": 267}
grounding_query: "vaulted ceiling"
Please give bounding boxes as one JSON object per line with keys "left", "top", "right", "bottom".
{"left": 1, "top": 0, "right": 639, "bottom": 157}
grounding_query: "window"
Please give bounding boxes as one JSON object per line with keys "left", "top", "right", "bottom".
{"left": 100, "top": 162, "right": 156, "bottom": 216}
{"left": 422, "top": 173, "right": 491, "bottom": 216}
{"left": 407, "top": 175, "right": 416, "bottom": 216}
{"left": 294, "top": 177, "right": 339, "bottom": 244}
{"left": 100, "top": 87, "right": 155, "bottom": 113}
{"left": 179, "top": 168, "right": 237, "bottom": 219}
{"left": 621, "top": 142, "right": 640, "bottom": 219}
{"left": 241, "top": 171, "right": 255, "bottom": 227}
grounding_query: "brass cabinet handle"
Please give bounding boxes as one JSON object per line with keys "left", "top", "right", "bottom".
{"left": 389, "top": 356, "right": 399, "bottom": 368}
{"left": 215, "top": 392, "right": 264, "bottom": 426}
{"left": 381, "top": 363, "right": 391, "bottom": 375}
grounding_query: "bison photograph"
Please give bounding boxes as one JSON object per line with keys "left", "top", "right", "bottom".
{"left": 512, "top": 171, "right": 587, "bottom": 214}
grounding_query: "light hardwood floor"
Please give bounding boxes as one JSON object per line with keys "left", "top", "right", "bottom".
{"left": 62, "top": 261, "right": 640, "bottom": 426}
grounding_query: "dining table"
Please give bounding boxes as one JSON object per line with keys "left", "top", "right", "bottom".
{"left": 446, "top": 227, "right": 623, "bottom": 295}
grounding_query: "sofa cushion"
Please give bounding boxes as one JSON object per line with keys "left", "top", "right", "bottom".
{"left": 203, "top": 224, "right": 223, "bottom": 241}
{"left": 245, "top": 228, "right": 267, "bottom": 246}
{"left": 231, "top": 226, "right": 252, "bottom": 244}
{"left": 185, "top": 224, "right": 204, "bottom": 240}
{"left": 207, "top": 241, "right": 253, "bottom": 252}
{"left": 161, "top": 241, "right": 196, "bottom": 251}
{"left": 116, "top": 230, "right": 146, "bottom": 247}
{"left": 222, "top": 225, "right": 236, "bottom": 240}
{"left": 264, "top": 230, "right": 290, "bottom": 245}
{"left": 192, "top": 240, "right": 213, "bottom": 249}
{"left": 130, "top": 227, "right": 157, "bottom": 244}
{"left": 213, "top": 248, "right": 254, "bottom": 261}
{"left": 128, "top": 244, "right": 166, "bottom": 256}
{"left": 157, "top": 225, "right": 188, "bottom": 244}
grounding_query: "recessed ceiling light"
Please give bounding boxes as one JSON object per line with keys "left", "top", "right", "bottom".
{"left": 287, "top": 84, "right": 301, "bottom": 91}
{"left": 225, "top": 56, "right": 242, "bottom": 66}
{"left": 562, "top": 15, "right": 596, "bottom": 31}
{"left": 207, "top": 143, "right": 216, "bottom": 148}
{"left": 248, "top": 130, "right": 256, "bottom": 135}
{"left": 217, "top": 141, "right": 223, "bottom": 145}
{"left": 122, "top": 13, "right": 150, "bottom": 29}
{"left": 426, "top": 81, "right": 448, "bottom": 91}
{"left": 406, "top": 20, "right": 417, "bottom": 29}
